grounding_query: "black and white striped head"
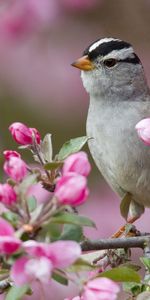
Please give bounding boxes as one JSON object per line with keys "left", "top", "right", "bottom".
{"left": 72, "top": 37, "right": 146, "bottom": 97}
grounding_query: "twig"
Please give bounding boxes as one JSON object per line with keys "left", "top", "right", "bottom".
{"left": 81, "top": 236, "right": 150, "bottom": 251}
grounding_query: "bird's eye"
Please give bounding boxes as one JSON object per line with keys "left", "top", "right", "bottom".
{"left": 103, "top": 59, "right": 117, "bottom": 68}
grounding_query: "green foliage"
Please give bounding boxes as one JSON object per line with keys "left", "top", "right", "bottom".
{"left": 52, "top": 271, "right": 68, "bottom": 286}
{"left": 27, "top": 196, "right": 37, "bottom": 212}
{"left": 51, "top": 212, "right": 96, "bottom": 228}
{"left": 59, "top": 224, "right": 83, "bottom": 242}
{"left": 6, "top": 285, "right": 32, "bottom": 300}
{"left": 98, "top": 266, "right": 141, "bottom": 283}
{"left": 57, "top": 136, "right": 89, "bottom": 160}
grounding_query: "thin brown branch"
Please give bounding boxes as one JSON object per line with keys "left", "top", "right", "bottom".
{"left": 81, "top": 236, "right": 150, "bottom": 251}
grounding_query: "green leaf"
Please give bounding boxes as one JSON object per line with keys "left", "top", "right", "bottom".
{"left": 2, "top": 211, "right": 18, "bottom": 227}
{"left": 51, "top": 212, "right": 96, "bottom": 228}
{"left": 19, "top": 174, "right": 38, "bottom": 194}
{"left": 39, "top": 223, "right": 62, "bottom": 241}
{"left": 59, "top": 224, "right": 83, "bottom": 242}
{"left": 27, "top": 196, "right": 37, "bottom": 212}
{"left": 52, "top": 271, "right": 68, "bottom": 286}
{"left": 44, "top": 161, "right": 63, "bottom": 171}
{"left": 123, "top": 282, "right": 142, "bottom": 296}
{"left": 120, "top": 193, "right": 131, "bottom": 220}
{"left": 140, "top": 257, "right": 150, "bottom": 271}
{"left": 41, "top": 133, "right": 53, "bottom": 162}
{"left": 98, "top": 266, "right": 141, "bottom": 283}
{"left": 57, "top": 136, "right": 89, "bottom": 160}
{"left": 68, "top": 258, "right": 96, "bottom": 272}
{"left": 6, "top": 284, "right": 31, "bottom": 300}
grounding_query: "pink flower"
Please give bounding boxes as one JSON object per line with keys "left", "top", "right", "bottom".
{"left": 0, "top": 218, "right": 21, "bottom": 254}
{"left": 24, "top": 240, "right": 81, "bottom": 268}
{"left": 11, "top": 256, "right": 52, "bottom": 286}
{"left": 82, "top": 278, "right": 120, "bottom": 300}
{"left": 135, "top": 118, "right": 150, "bottom": 146}
{"left": 0, "top": 183, "right": 17, "bottom": 206}
{"left": 63, "top": 152, "right": 91, "bottom": 177}
{"left": 55, "top": 173, "right": 89, "bottom": 206}
{"left": 12, "top": 240, "right": 81, "bottom": 286}
{"left": 3, "top": 150, "right": 21, "bottom": 160}
{"left": 64, "top": 297, "right": 82, "bottom": 300}
{"left": 4, "top": 156, "right": 27, "bottom": 182}
{"left": 0, "top": 0, "right": 59, "bottom": 39}
{"left": 9, "top": 122, "right": 41, "bottom": 145}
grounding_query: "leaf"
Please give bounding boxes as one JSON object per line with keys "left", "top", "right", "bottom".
{"left": 27, "top": 196, "right": 37, "bottom": 212}
{"left": 123, "top": 282, "right": 142, "bottom": 296}
{"left": 121, "top": 263, "right": 141, "bottom": 272}
{"left": 44, "top": 161, "right": 63, "bottom": 171}
{"left": 52, "top": 271, "right": 68, "bottom": 286}
{"left": 120, "top": 193, "right": 131, "bottom": 220}
{"left": 140, "top": 257, "right": 150, "bottom": 271}
{"left": 19, "top": 174, "right": 38, "bottom": 194}
{"left": 98, "top": 266, "right": 141, "bottom": 283}
{"left": 57, "top": 136, "right": 89, "bottom": 160}
{"left": 68, "top": 258, "right": 96, "bottom": 272}
{"left": 6, "top": 284, "right": 31, "bottom": 300}
{"left": 51, "top": 212, "right": 96, "bottom": 228}
{"left": 59, "top": 224, "right": 83, "bottom": 242}
{"left": 2, "top": 211, "right": 18, "bottom": 227}
{"left": 39, "top": 223, "right": 62, "bottom": 241}
{"left": 41, "top": 134, "right": 53, "bottom": 162}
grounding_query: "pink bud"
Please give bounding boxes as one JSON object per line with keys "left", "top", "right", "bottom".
{"left": 11, "top": 256, "right": 52, "bottom": 286}
{"left": 9, "top": 122, "right": 41, "bottom": 145}
{"left": 83, "top": 278, "right": 120, "bottom": 300}
{"left": 0, "top": 183, "right": 17, "bottom": 206}
{"left": 135, "top": 118, "right": 150, "bottom": 146}
{"left": 55, "top": 173, "right": 89, "bottom": 206}
{"left": 63, "top": 151, "right": 91, "bottom": 177}
{"left": 0, "top": 218, "right": 21, "bottom": 254}
{"left": 4, "top": 156, "right": 27, "bottom": 182}
{"left": 3, "top": 150, "right": 21, "bottom": 160}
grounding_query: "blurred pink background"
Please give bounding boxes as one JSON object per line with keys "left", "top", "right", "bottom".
{"left": 0, "top": 0, "right": 150, "bottom": 299}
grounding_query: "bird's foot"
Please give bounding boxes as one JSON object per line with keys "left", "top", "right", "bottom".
{"left": 111, "top": 216, "right": 139, "bottom": 238}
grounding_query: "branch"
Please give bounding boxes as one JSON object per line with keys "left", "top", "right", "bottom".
{"left": 81, "top": 236, "right": 150, "bottom": 251}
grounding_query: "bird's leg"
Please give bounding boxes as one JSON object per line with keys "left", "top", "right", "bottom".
{"left": 112, "top": 199, "right": 145, "bottom": 238}
{"left": 111, "top": 216, "right": 139, "bottom": 238}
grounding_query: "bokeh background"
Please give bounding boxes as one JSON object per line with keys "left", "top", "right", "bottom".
{"left": 0, "top": 1, "right": 150, "bottom": 299}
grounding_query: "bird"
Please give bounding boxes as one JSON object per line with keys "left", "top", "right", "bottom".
{"left": 72, "top": 37, "right": 150, "bottom": 230}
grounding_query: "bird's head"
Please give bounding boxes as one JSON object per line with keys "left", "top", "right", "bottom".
{"left": 72, "top": 38, "right": 146, "bottom": 98}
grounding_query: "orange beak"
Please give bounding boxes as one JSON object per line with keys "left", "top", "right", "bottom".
{"left": 71, "top": 55, "right": 94, "bottom": 71}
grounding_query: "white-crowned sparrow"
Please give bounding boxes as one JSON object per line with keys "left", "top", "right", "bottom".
{"left": 72, "top": 37, "right": 150, "bottom": 222}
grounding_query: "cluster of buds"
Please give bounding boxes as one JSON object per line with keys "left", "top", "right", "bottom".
{"left": 0, "top": 121, "right": 119, "bottom": 300}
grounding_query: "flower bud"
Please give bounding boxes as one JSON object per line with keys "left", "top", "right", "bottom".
{"left": 3, "top": 150, "right": 21, "bottom": 160}
{"left": 83, "top": 277, "right": 120, "bottom": 300}
{"left": 4, "top": 156, "right": 27, "bottom": 182}
{"left": 63, "top": 151, "right": 91, "bottom": 177}
{"left": 135, "top": 118, "right": 150, "bottom": 146}
{"left": 9, "top": 122, "right": 41, "bottom": 145}
{"left": 0, "top": 183, "right": 17, "bottom": 206}
{"left": 55, "top": 173, "right": 89, "bottom": 206}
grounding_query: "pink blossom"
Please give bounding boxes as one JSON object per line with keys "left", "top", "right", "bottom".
{"left": 9, "top": 122, "right": 41, "bottom": 145}
{"left": 0, "top": 218, "right": 21, "bottom": 254}
{"left": 0, "top": 183, "right": 17, "bottom": 206}
{"left": 11, "top": 256, "right": 52, "bottom": 286}
{"left": 55, "top": 173, "right": 89, "bottom": 206}
{"left": 135, "top": 118, "right": 150, "bottom": 146}
{"left": 4, "top": 156, "right": 27, "bottom": 182}
{"left": 82, "top": 278, "right": 120, "bottom": 300}
{"left": 63, "top": 152, "right": 91, "bottom": 177}
{"left": 24, "top": 240, "right": 81, "bottom": 268}
{"left": 3, "top": 150, "right": 21, "bottom": 160}
{"left": 64, "top": 297, "right": 82, "bottom": 300}
{"left": 0, "top": 0, "right": 59, "bottom": 39}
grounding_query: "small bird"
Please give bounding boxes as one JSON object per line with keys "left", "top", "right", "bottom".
{"left": 72, "top": 37, "right": 150, "bottom": 225}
